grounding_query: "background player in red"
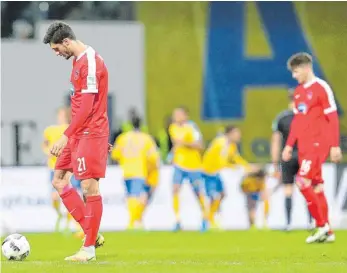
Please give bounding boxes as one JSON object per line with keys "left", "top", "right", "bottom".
{"left": 43, "top": 21, "right": 109, "bottom": 261}
{"left": 282, "top": 52, "right": 342, "bottom": 243}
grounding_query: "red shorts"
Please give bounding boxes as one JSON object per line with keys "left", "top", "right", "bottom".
{"left": 298, "top": 145, "right": 329, "bottom": 185}
{"left": 55, "top": 136, "right": 109, "bottom": 180}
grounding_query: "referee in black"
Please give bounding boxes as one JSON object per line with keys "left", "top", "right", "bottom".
{"left": 271, "top": 90, "right": 312, "bottom": 230}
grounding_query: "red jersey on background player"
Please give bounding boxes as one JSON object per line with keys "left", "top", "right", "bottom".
{"left": 43, "top": 21, "right": 110, "bottom": 261}
{"left": 282, "top": 53, "right": 342, "bottom": 244}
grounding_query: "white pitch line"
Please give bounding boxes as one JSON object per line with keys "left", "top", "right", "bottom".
{"left": 2, "top": 260, "right": 347, "bottom": 266}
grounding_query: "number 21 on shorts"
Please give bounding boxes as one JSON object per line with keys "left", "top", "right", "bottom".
{"left": 299, "top": 159, "right": 312, "bottom": 176}
{"left": 77, "top": 157, "right": 87, "bottom": 172}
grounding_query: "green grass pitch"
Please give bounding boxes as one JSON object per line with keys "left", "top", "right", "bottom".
{"left": 2, "top": 231, "right": 347, "bottom": 273}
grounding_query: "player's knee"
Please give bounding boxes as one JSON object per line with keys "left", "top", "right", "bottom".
{"left": 52, "top": 178, "right": 68, "bottom": 193}
{"left": 211, "top": 191, "right": 224, "bottom": 201}
{"left": 284, "top": 184, "right": 293, "bottom": 196}
{"left": 194, "top": 188, "right": 201, "bottom": 198}
{"left": 249, "top": 208, "right": 256, "bottom": 218}
{"left": 173, "top": 184, "right": 180, "bottom": 194}
{"left": 220, "top": 191, "right": 225, "bottom": 200}
{"left": 81, "top": 179, "right": 100, "bottom": 196}
{"left": 295, "top": 176, "right": 311, "bottom": 189}
{"left": 139, "top": 193, "right": 148, "bottom": 205}
{"left": 51, "top": 191, "right": 60, "bottom": 201}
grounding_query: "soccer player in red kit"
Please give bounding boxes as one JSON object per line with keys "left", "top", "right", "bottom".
{"left": 282, "top": 53, "right": 342, "bottom": 244}
{"left": 43, "top": 22, "right": 109, "bottom": 261}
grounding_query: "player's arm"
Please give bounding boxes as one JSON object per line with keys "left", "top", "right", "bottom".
{"left": 319, "top": 84, "right": 340, "bottom": 147}
{"left": 271, "top": 116, "right": 282, "bottom": 171}
{"left": 42, "top": 128, "right": 50, "bottom": 155}
{"left": 147, "top": 137, "right": 160, "bottom": 166}
{"left": 228, "top": 146, "right": 252, "bottom": 172}
{"left": 184, "top": 125, "right": 204, "bottom": 150}
{"left": 319, "top": 83, "right": 342, "bottom": 162}
{"left": 229, "top": 147, "right": 261, "bottom": 174}
{"left": 111, "top": 135, "right": 123, "bottom": 162}
{"left": 185, "top": 137, "right": 203, "bottom": 150}
{"left": 232, "top": 153, "right": 249, "bottom": 168}
{"left": 168, "top": 125, "right": 178, "bottom": 146}
{"left": 64, "top": 63, "right": 98, "bottom": 138}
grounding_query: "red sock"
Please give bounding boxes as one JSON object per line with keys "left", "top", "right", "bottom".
{"left": 316, "top": 191, "right": 329, "bottom": 225}
{"left": 60, "top": 188, "right": 87, "bottom": 233}
{"left": 300, "top": 186, "right": 325, "bottom": 227}
{"left": 84, "top": 196, "right": 103, "bottom": 247}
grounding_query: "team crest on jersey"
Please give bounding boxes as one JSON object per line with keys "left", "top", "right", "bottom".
{"left": 74, "top": 70, "right": 79, "bottom": 80}
{"left": 307, "top": 90, "right": 313, "bottom": 100}
{"left": 297, "top": 102, "right": 307, "bottom": 114}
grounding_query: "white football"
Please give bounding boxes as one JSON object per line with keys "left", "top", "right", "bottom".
{"left": 2, "top": 233, "right": 30, "bottom": 261}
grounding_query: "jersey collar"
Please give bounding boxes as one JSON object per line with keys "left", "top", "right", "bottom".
{"left": 303, "top": 77, "right": 317, "bottom": 89}
{"left": 76, "top": 45, "right": 92, "bottom": 61}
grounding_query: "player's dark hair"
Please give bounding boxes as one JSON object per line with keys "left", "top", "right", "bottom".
{"left": 255, "top": 169, "right": 266, "bottom": 178}
{"left": 132, "top": 117, "right": 141, "bottom": 130}
{"left": 287, "top": 52, "right": 312, "bottom": 70}
{"left": 43, "top": 21, "right": 76, "bottom": 44}
{"left": 249, "top": 169, "right": 266, "bottom": 179}
{"left": 225, "top": 125, "right": 237, "bottom": 134}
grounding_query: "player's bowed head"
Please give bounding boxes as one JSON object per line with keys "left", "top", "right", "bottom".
{"left": 43, "top": 21, "right": 83, "bottom": 60}
{"left": 286, "top": 52, "right": 314, "bottom": 85}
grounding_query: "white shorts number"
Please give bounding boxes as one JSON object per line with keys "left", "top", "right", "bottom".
{"left": 299, "top": 159, "right": 312, "bottom": 176}
{"left": 77, "top": 157, "right": 86, "bottom": 172}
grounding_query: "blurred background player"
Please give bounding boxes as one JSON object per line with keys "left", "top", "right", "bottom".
{"left": 169, "top": 107, "right": 208, "bottom": 231}
{"left": 271, "top": 90, "right": 313, "bottom": 231}
{"left": 241, "top": 168, "right": 269, "bottom": 230}
{"left": 134, "top": 148, "right": 161, "bottom": 227}
{"left": 283, "top": 52, "right": 342, "bottom": 243}
{"left": 42, "top": 107, "right": 82, "bottom": 235}
{"left": 112, "top": 117, "right": 159, "bottom": 230}
{"left": 202, "top": 125, "right": 257, "bottom": 229}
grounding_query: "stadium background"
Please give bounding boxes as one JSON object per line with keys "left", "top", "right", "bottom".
{"left": 140, "top": 1, "right": 347, "bottom": 162}
{"left": 1, "top": 1, "right": 347, "bottom": 230}
{"left": 1, "top": 1, "right": 346, "bottom": 166}
{"left": 2, "top": 3, "right": 347, "bottom": 272}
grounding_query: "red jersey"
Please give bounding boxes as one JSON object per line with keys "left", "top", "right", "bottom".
{"left": 286, "top": 77, "right": 339, "bottom": 153}
{"left": 65, "top": 46, "right": 109, "bottom": 139}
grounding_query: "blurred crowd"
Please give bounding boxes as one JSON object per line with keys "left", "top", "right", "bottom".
{"left": 1, "top": 1, "right": 134, "bottom": 39}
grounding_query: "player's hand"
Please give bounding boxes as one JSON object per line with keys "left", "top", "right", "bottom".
{"left": 282, "top": 146, "right": 293, "bottom": 162}
{"left": 272, "top": 170, "right": 281, "bottom": 180}
{"left": 272, "top": 163, "right": 281, "bottom": 179}
{"left": 51, "top": 135, "right": 68, "bottom": 157}
{"left": 330, "top": 146, "right": 342, "bottom": 163}
{"left": 108, "top": 143, "right": 113, "bottom": 153}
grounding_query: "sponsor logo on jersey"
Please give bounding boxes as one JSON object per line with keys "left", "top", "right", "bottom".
{"left": 297, "top": 103, "right": 307, "bottom": 114}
